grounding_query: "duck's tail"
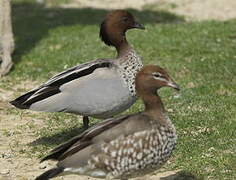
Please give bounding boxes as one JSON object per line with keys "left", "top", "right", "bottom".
{"left": 35, "top": 167, "right": 64, "bottom": 180}
{"left": 10, "top": 90, "right": 37, "bottom": 109}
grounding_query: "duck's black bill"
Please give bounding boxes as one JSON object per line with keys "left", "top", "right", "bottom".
{"left": 133, "top": 22, "right": 145, "bottom": 30}
{"left": 167, "top": 82, "right": 180, "bottom": 91}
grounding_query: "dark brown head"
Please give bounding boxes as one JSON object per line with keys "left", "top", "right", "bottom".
{"left": 100, "top": 10, "right": 145, "bottom": 47}
{"left": 135, "top": 65, "right": 180, "bottom": 97}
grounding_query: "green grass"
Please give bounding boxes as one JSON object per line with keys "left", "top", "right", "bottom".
{"left": 2, "top": 1, "right": 236, "bottom": 179}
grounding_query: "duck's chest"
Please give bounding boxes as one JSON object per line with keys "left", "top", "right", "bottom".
{"left": 116, "top": 50, "right": 143, "bottom": 96}
{"left": 116, "top": 128, "right": 177, "bottom": 178}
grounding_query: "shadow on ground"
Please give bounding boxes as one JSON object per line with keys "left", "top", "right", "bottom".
{"left": 29, "top": 125, "right": 87, "bottom": 147}
{"left": 160, "top": 170, "right": 202, "bottom": 180}
{"left": 12, "top": 2, "right": 184, "bottom": 64}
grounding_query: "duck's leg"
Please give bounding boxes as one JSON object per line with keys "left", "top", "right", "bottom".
{"left": 83, "top": 116, "right": 89, "bottom": 129}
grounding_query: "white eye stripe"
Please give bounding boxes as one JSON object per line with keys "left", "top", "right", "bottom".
{"left": 152, "top": 72, "right": 162, "bottom": 77}
{"left": 153, "top": 76, "right": 168, "bottom": 82}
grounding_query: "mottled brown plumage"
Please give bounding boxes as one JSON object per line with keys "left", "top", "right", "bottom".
{"left": 35, "top": 65, "right": 180, "bottom": 180}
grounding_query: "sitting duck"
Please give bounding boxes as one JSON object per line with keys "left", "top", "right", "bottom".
{"left": 35, "top": 65, "right": 180, "bottom": 180}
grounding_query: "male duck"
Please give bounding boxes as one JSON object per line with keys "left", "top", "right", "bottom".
{"left": 10, "top": 10, "right": 145, "bottom": 128}
{"left": 35, "top": 65, "right": 180, "bottom": 180}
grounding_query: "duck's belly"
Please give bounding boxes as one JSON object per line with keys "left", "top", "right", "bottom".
{"left": 66, "top": 75, "right": 136, "bottom": 118}
{"left": 30, "top": 68, "right": 136, "bottom": 118}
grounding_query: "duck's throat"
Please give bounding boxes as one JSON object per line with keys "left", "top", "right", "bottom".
{"left": 144, "top": 94, "right": 165, "bottom": 113}
{"left": 142, "top": 93, "right": 171, "bottom": 124}
{"left": 116, "top": 39, "right": 130, "bottom": 58}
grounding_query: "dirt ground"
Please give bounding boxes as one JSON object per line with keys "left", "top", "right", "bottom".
{"left": 1, "top": 0, "right": 236, "bottom": 180}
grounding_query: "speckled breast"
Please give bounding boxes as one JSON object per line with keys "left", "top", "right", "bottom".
{"left": 116, "top": 49, "right": 143, "bottom": 96}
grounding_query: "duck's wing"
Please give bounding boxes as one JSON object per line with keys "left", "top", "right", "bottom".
{"left": 35, "top": 115, "right": 127, "bottom": 180}
{"left": 10, "top": 59, "right": 113, "bottom": 109}
{"left": 41, "top": 114, "right": 134, "bottom": 162}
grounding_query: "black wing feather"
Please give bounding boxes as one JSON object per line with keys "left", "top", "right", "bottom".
{"left": 35, "top": 167, "right": 64, "bottom": 180}
{"left": 10, "top": 89, "right": 37, "bottom": 109}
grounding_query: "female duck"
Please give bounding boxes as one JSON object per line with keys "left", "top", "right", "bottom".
{"left": 35, "top": 65, "right": 180, "bottom": 180}
{"left": 10, "top": 10, "right": 145, "bottom": 128}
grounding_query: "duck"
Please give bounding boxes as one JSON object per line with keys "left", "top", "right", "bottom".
{"left": 10, "top": 10, "right": 145, "bottom": 129}
{"left": 35, "top": 65, "right": 180, "bottom": 180}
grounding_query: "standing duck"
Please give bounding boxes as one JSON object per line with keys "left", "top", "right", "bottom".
{"left": 10, "top": 10, "right": 145, "bottom": 128}
{"left": 35, "top": 65, "right": 180, "bottom": 180}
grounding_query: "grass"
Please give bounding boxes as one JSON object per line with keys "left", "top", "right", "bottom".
{"left": 1, "top": 0, "right": 236, "bottom": 179}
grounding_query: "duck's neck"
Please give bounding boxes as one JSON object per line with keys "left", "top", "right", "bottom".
{"left": 116, "top": 39, "right": 131, "bottom": 58}
{"left": 142, "top": 92, "right": 169, "bottom": 125}
{"left": 107, "top": 31, "right": 131, "bottom": 58}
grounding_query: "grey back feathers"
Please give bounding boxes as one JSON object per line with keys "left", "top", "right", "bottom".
{"left": 10, "top": 60, "right": 112, "bottom": 109}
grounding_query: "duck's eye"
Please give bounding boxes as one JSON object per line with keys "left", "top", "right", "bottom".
{"left": 122, "top": 17, "right": 129, "bottom": 23}
{"left": 153, "top": 72, "right": 162, "bottom": 78}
